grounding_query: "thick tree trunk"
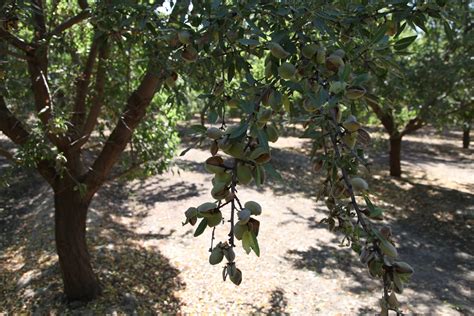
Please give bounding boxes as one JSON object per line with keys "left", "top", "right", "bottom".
{"left": 389, "top": 136, "right": 402, "bottom": 177}
{"left": 463, "top": 125, "right": 470, "bottom": 149}
{"left": 54, "top": 188, "right": 101, "bottom": 301}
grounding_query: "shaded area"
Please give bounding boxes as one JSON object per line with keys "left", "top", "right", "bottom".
{"left": 285, "top": 236, "right": 378, "bottom": 292}
{"left": 246, "top": 287, "right": 290, "bottom": 315}
{"left": 285, "top": 172, "right": 473, "bottom": 314}
{"left": 372, "top": 176, "right": 473, "bottom": 314}
{"left": 0, "top": 170, "right": 184, "bottom": 313}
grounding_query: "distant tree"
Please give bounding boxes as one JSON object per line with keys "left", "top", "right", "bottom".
{"left": 0, "top": 0, "right": 448, "bottom": 313}
{"left": 365, "top": 0, "right": 473, "bottom": 176}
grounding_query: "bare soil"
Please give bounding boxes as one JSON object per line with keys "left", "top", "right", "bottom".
{"left": 0, "top": 127, "right": 472, "bottom": 314}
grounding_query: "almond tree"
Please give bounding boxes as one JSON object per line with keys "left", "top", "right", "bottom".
{"left": 0, "top": 0, "right": 449, "bottom": 312}
{"left": 365, "top": 0, "right": 472, "bottom": 176}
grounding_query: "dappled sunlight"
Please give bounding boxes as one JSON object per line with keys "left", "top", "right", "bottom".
{"left": 1, "top": 125, "right": 472, "bottom": 314}
{"left": 0, "top": 170, "right": 185, "bottom": 313}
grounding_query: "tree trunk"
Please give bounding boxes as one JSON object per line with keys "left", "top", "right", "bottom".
{"left": 54, "top": 188, "right": 101, "bottom": 301}
{"left": 389, "top": 136, "right": 402, "bottom": 177}
{"left": 463, "top": 125, "right": 470, "bottom": 149}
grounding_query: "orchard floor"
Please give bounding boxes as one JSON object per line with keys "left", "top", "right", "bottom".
{"left": 0, "top": 127, "right": 473, "bottom": 315}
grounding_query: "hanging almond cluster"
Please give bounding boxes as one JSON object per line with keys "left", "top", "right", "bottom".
{"left": 183, "top": 118, "right": 275, "bottom": 284}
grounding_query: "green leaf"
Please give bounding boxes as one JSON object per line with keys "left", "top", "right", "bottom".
{"left": 352, "top": 73, "right": 370, "bottom": 86}
{"left": 238, "top": 101, "right": 255, "bottom": 114}
{"left": 263, "top": 163, "right": 282, "bottom": 181}
{"left": 208, "top": 110, "right": 218, "bottom": 124}
{"left": 253, "top": 165, "right": 264, "bottom": 187}
{"left": 300, "top": 129, "right": 322, "bottom": 138}
{"left": 443, "top": 21, "right": 454, "bottom": 42}
{"left": 257, "top": 129, "right": 269, "bottom": 151}
{"left": 249, "top": 231, "right": 260, "bottom": 256}
{"left": 229, "top": 123, "right": 248, "bottom": 139}
{"left": 318, "top": 88, "right": 329, "bottom": 106}
{"left": 187, "top": 124, "right": 207, "bottom": 135}
{"left": 238, "top": 38, "right": 259, "bottom": 46}
{"left": 339, "top": 64, "right": 351, "bottom": 82}
{"left": 411, "top": 14, "right": 428, "bottom": 33}
{"left": 364, "top": 196, "right": 383, "bottom": 219}
{"left": 371, "top": 23, "right": 389, "bottom": 44}
{"left": 242, "top": 230, "right": 252, "bottom": 254}
{"left": 194, "top": 218, "right": 208, "bottom": 237}
{"left": 393, "top": 36, "right": 417, "bottom": 50}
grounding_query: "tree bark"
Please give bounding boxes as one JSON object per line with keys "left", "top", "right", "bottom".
{"left": 389, "top": 136, "right": 402, "bottom": 177}
{"left": 54, "top": 188, "right": 101, "bottom": 301}
{"left": 463, "top": 125, "right": 470, "bottom": 149}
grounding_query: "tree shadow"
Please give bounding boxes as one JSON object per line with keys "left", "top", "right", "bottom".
{"left": 244, "top": 287, "right": 290, "bottom": 315}
{"left": 285, "top": 235, "right": 379, "bottom": 294}
{"left": 402, "top": 138, "right": 473, "bottom": 167}
{"left": 284, "top": 174, "right": 473, "bottom": 314}
{"left": 371, "top": 176, "right": 473, "bottom": 313}
{"left": 0, "top": 170, "right": 185, "bottom": 313}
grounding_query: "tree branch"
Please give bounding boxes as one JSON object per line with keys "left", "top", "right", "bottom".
{"left": 31, "top": 0, "right": 47, "bottom": 40}
{"left": 45, "top": 10, "right": 91, "bottom": 40}
{"left": 78, "top": 0, "right": 89, "bottom": 10}
{"left": 0, "top": 47, "right": 33, "bottom": 61}
{"left": 27, "top": 61, "right": 53, "bottom": 125}
{"left": 0, "top": 96, "right": 57, "bottom": 185}
{"left": 0, "top": 147, "right": 15, "bottom": 162}
{"left": 401, "top": 117, "right": 425, "bottom": 137}
{"left": 0, "top": 29, "right": 34, "bottom": 52}
{"left": 27, "top": 59, "right": 68, "bottom": 148}
{"left": 0, "top": 96, "right": 30, "bottom": 145}
{"left": 71, "top": 37, "right": 99, "bottom": 130}
{"left": 84, "top": 70, "right": 164, "bottom": 196}
{"left": 80, "top": 44, "right": 108, "bottom": 142}
{"left": 365, "top": 94, "right": 397, "bottom": 136}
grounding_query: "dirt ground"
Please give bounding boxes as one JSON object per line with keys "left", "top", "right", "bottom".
{"left": 0, "top": 127, "right": 472, "bottom": 314}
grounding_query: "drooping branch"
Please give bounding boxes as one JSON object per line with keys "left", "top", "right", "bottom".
{"left": 84, "top": 70, "right": 164, "bottom": 196}
{"left": 44, "top": 10, "right": 92, "bottom": 40}
{"left": 327, "top": 112, "right": 371, "bottom": 233}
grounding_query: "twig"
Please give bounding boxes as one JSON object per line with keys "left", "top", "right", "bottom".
{"left": 44, "top": 10, "right": 91, "bottom": 40}
{"left": 327, "top": 114, "right": 370, "bottom": 233}
{"left": 209, "top": 227, "right": 216, "bottom": 251}
{"left": 228, "top": 167, "right": 237, "bottom": 247}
